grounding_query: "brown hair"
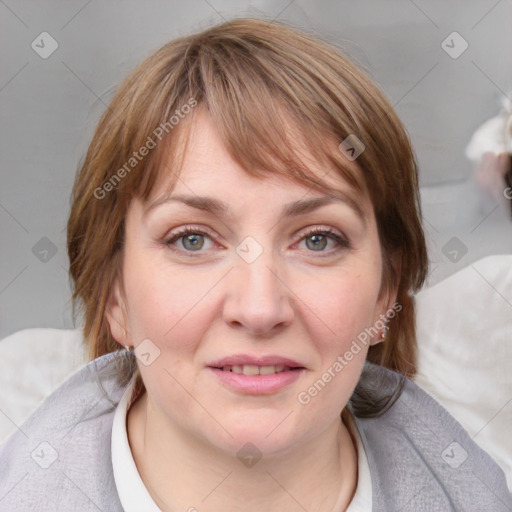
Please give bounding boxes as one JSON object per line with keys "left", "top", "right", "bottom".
{"left": 67, "top": 17, "right": 428, "bottom": 409}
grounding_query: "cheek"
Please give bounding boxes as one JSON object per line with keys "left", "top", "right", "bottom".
{"left": 300, "top": 264, "right": 382, "bottom": 355}
{"left": 122, "top": 250, "right": 217, "bottom": 351}
{"left": 293, "top": 268, "right": 381, "bottom": 420}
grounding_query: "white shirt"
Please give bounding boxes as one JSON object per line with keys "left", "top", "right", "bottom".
{"left": 344, "top": 409, "right": 373, "bottom": 511}
{"left": 112, "top": 377, "right": 372, "bottom": 511}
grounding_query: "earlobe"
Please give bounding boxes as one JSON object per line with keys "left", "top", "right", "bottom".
{"left": 373, "top": 289, "right": 399, "bottom": 346}
{"left": 369, "top": 319, "right": 388, "bottom": 347}
{"left": 105, "top": 278, "right": 129, "bottom": 347}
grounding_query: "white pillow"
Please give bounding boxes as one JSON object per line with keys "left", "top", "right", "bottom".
{"left": 414, "top": 254, "right": 512, "bottom": 491}
{"left": 0, "top": 327, "right": 88, "bottom": 444}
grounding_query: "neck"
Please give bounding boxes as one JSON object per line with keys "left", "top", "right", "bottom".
{"left": 127, "top": 391, "right": 358, "bottom": 512}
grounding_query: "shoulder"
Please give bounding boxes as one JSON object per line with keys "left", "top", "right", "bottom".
{"left": 0, "top": 351, "right": 131, "bottom": 511}
{"left": 352, "top": 361, "right": 512, "bottom": 511}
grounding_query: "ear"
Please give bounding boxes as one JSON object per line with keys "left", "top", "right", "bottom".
{"left": 370, "top": 253, "right": 401, "bottom": 346}
{"left": 105, "top": 276, "right": 130, "bottom": 347}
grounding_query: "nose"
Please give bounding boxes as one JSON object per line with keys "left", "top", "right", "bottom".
{"left": 222, "top": 251, "right": 295, "bottom": 337}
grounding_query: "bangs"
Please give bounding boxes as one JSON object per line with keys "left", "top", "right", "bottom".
{"left": 125, "top": 27, "right": 369, "bottom": 204}
{"left": 138, "top": 104, "right": 365, "bottom": 205}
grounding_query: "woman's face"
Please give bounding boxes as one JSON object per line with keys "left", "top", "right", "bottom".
{"left": 107, "top": 110, "right": 393, "bottom": 456}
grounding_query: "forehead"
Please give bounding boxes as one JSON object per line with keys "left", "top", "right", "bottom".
{"left": 146, "top": 108, "right": 369, "bottom": 206}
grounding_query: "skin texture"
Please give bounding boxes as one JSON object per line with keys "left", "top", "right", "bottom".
{"left": 106, "top": 110, "right": 396, "bottom": 511}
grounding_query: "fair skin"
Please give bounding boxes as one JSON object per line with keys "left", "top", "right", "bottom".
{"left": 107, "top": 110, "right": 396, "bottom": 511}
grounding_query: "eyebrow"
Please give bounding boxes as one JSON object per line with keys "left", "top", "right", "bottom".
{"left": 144, "top": 191, "right": 367, "bottom": 225}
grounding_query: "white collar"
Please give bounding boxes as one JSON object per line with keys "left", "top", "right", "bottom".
{"left": 344, "top": 408, "right": 373, "bottom": 511}
{"left": 111, "top": 376, "right": 161, "bottom": 511}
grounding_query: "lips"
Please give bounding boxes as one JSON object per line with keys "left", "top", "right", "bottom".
{"left": 207, "top": 354, "right": 305, "bottom": 370}
{"left": 206, "top": 354, "right": 306, "bottom": 394}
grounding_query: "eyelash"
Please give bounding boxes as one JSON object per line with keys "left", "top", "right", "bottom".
{"left": 163, "top": 225, "right": 350, "bottom": 257}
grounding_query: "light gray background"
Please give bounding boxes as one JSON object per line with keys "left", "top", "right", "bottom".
{"left": 1, "top": 0, "right": 512, "bottom": 338}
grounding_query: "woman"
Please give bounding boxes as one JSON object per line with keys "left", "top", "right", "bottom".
{"left": 1, "top": 17, "right": 511, "bottom": 512}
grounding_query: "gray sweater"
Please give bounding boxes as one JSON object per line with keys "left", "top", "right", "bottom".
{"left": 0, "top": 351, "right": 511, "bottom": 511}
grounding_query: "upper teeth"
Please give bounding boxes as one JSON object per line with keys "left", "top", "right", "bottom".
{"left": 222, "top": 364, "right": 290, "bottom": 375}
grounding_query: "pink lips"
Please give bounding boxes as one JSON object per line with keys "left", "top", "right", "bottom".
{"left": 206, "top": 354, "right": 306, "bottom": 395}
{"left": 207, "top": 354, "right": 305, "bottom": 369}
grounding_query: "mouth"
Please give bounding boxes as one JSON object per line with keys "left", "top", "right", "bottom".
{"left": 207, "top": 362, "right": 306, "bottom": 395}
{"left": 206, "top": 354, "right": 307, "bottom": 394}
{"left": 211, "top": 364, "right": 304, "bottom": 375}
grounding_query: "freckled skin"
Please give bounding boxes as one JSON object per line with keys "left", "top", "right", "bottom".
{"left": 106, "top": 111, "right": 395, "bottom": 511}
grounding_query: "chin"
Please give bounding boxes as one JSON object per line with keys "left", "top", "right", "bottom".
{"left": 200, "top": 416, "right": 305, "bottom": 460}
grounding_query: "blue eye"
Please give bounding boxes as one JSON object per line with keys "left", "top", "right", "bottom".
{"left": 163, "top": 226, "right": 350, "bottom": 256}
{"left": 164, "top": 227, "right": 214, "bottom": 253}
{"left": 298, "top": 228, "right": 350, "bottom": 253}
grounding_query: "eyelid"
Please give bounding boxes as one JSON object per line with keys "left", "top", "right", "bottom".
{"left": 298, "top": 225, "right": 347, "bottom": 241}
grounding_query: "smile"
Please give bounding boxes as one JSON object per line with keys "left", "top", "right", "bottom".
{"left": 208, "top": 366, "right": 305, "bottom": 395}
{"left": 217, "top": 364, "right": 292, "bottom": 375}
